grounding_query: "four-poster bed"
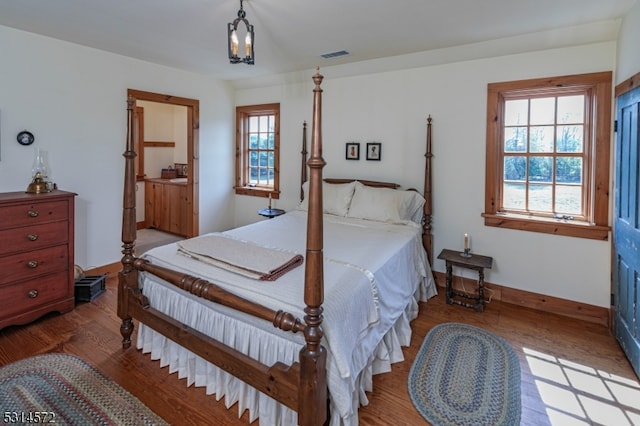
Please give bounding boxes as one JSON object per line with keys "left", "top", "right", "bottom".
{"left": 118, "top": 70, "right": 435, "bottom": 425}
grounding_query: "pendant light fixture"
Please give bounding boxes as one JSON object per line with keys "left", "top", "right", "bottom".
{"left": 228, "top": 0, "right": 254, "bottom": 65}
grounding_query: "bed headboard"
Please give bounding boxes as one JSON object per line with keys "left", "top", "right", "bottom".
{"left": 298, "top": 117, "right": 434, "bottom": 264}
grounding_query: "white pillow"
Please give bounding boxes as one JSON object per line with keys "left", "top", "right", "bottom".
{"left": 298, "top": 181, "right": 356, "bottom": 216}
{"left": 346, "top": 181, "right": 425, "bottom": 223}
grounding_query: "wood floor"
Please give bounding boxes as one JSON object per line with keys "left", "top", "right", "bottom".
{"left": 1, "top": 271, "right": 639, "bottom": 426}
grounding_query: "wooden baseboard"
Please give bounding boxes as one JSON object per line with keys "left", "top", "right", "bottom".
{"left": 433, "top": 271, "right": 609, "bottom": 327}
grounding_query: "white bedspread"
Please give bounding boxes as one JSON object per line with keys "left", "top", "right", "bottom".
{"left": 136, "top": 210, "right": 436, "bottom": 425}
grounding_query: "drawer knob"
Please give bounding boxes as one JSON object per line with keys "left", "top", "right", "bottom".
{"left": 27, "top": 234, "right": 38, "bottom": 241}
{"left": 27, "top": 260, "right": 39, "bottom": 268}
{"left": 28, "top": 210, "right": 39, "bottom": 217}
{"left": 28, "top": 290, "right": 38, "bottom": 298}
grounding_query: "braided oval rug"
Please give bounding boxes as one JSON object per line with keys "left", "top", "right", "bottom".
{"left": 0, "top": 353, "right": 168, "bottom": 425}
{"left": 408, "top": 322, "right": 521, "bottom": 426}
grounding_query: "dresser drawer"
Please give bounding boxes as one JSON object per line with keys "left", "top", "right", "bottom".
{"left": 0, "top": 245, "right": 68, "bottom": 285}
{"left": 0, "top": 221, "right": 68, "bottom": 255}
{"left": 0, "top": 200, "right": 69, "bottom": 230}
{"left": 0, "top": 271, "right": 71, "bottom": 319}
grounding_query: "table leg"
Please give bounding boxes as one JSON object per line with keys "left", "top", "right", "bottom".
{"left": 445, "top": 262, "right": 453, "bottom": 305}
{"left": 475, "top": 269, "right": 485, "bottom": 312}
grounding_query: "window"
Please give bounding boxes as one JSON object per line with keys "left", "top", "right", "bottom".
{"left": 235, "top": 103, "right": 280, "bottom": 198}
{"left": 483, "top": 72, "right": 612, "bottom": 240}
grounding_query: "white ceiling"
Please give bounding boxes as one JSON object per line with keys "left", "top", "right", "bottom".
{"left": 0, "top": 0, "right": 635, "bottom": 83}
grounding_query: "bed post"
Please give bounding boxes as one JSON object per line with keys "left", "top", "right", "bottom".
{"left": 298, "top": 69, "right": 327, "bottom": 426}
{"left": 423, "top": 115, "right": 433, "bottom": 265}
{"left": 118, "top": 95, "right": 138, "bottom": 348}
{"left": 300, "top": 121, "right": 308, "bottom": 202}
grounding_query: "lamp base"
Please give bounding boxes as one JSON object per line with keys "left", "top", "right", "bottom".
{"left": 26, "top": 177, "right": 55, "bottom": 194}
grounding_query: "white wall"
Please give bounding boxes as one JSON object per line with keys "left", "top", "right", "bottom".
{"left": 235, "top": 41, "right": 616, "bottom": 308}
{"left": 0, "top": 25, "right": 236, "bottom": 270}
{"left": 616, "top": 1, "right": 640, "bottom": 83}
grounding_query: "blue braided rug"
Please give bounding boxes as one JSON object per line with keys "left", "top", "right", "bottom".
{"left": 408, "top": 322, "right": 521, "bottom": 426}
{"left": 0, "top": 353, "right": 168, "bottom": 425}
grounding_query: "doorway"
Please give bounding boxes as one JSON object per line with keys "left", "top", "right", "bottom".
{"left": 127, "top": 89, "right": 199, "bottom": 238}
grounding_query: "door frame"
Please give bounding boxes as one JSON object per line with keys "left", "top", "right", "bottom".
{"left": 127, "top": 89, "right": 199, "bottom": 238}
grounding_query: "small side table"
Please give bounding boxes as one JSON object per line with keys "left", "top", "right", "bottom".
{"left": 258, "top": 208, "right": 285, "bottom": 219}
{"left": 437, "top": 248, "right": 493, "bottom": 312}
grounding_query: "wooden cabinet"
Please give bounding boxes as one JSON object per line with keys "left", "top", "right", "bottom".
{"left": 145, "top": 179, "right": 188, "bottom": 236}
{"left": 0, "top": 190, "right": 76, "bottom": 329}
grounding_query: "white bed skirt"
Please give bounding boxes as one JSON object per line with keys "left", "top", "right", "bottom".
{"left": 136, "top": 279, "right": 436, "bottom": 425}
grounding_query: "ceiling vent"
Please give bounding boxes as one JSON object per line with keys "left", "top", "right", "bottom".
{"left": 320, "top": 50, "right": 350, "bottom": 59}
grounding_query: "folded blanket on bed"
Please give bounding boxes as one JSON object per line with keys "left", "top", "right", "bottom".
{"left": 176, "top": 234, "right": 303, "bottom": 281}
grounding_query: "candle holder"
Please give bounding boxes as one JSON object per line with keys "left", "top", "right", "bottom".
{"left": 460, "top": 248, "right": 472, "bottom": 258}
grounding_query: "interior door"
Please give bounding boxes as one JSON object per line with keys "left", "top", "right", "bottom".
{"left": 613, "top": 83, "right": 640, "bottom": 379}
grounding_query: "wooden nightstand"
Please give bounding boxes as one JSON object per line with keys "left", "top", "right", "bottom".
{"left": 258, "top": 208, "right": 285, "bottom": 219}
{"left": 437, "top": 248, "right": 493, "bottom": 312}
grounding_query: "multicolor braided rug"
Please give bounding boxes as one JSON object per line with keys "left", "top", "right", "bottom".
{"left": 408, "top": 322, "right": 521, "bottom": 426}
{"left": 0, "top": 353, "right": 168, "bottom": 425}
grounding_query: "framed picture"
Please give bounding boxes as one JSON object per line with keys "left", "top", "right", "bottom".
{"left": 345, "top": 142, "right": 360, "bottom": 160}
{"left": 366, "top": 142, "right": 381, "bottom": 161}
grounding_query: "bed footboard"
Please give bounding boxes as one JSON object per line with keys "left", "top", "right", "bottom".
{"left": 118, "top": 70, "right": 328, "bottom": 426}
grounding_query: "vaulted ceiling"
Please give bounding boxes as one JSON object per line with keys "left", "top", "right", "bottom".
{"left": 0, "top": 0, "right": 635, "bottom": 83}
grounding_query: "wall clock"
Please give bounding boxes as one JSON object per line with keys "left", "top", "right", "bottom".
{"left": 17, "top": 130, "right": 35, "bottom": 146}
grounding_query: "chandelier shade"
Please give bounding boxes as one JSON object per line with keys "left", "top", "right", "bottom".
{"left": 228, "top": 0, "right": 254, "bottom": 65}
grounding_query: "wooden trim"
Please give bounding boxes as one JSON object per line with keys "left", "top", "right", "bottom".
{"left": 235, "top": 103, "right": 281, "bottom": 198}
{"left": 433, "top": 270, "right": 609, "bottom": 326}
{"left": 127, "top": 88, "right": 199, "bottom": 238}
{"left": 143, "top": 141, "right": 176, "bottom": 148}
{"left": 615, "top": 70, "right": 640, "bottom": 97}
{"left": 484, "top": 71, "right": 612, "bottom": 239}
{"left": 482, "top": 213, "right": 610, "bottom": 240}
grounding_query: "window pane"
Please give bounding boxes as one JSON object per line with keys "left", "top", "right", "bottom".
{"left": 249, "top": 151, "right": 258, "bottom": 166}
{"left": 529, "top": 157, "right": 553, "bottom": 183}
{"left": 556, "top": 125, "right": 583, "bottom": 153}
{"left": 249, "top": 134, "right": 258, "bottom": 149}
{"left": 504, "top": 99, "right": 528, "bottom": 126}
{"left": 259, "top": 151, "right": 268, "bottom": 168}
{"left": 249, "top": 166, "right": 258, "bottom": 183}
{"left": 258, "top": 116, "right": 269, "bottom": 132}
{"left": 529, "top": 126, "right": 554, "bottom": 153}
{"left": 268, "top": 152, "right": 274, "bottom": 167}
{"left": 504, "top": 156, "right": 526, "bottom": 181}
{"left": 555, "top": 185, "right": 582, "bottom": 214}
{"left": 529, "top": 184, "right": 552, "bottom": 211}
{"left": 249, "top": 116, "right": 259, "bottom": 131}
{"left": 268, "top": 134, "right": 275, "bottom": 150}
{"left": 530, "top": 97, "right": 555, "bottom": 125}
{"left": 556, "top": 157, "right": 582, "bottom": 184}
{"left": 503, "top": 182, "right": 525, "bottom": 209}
{"left": 504, "top": 127, "right": 527, "bottom": 152}
{"left": 259, "top": 135, "right": 269, "bottom": 149}
{"left": 557, "top": 95, "right": 584, "bottom": 124}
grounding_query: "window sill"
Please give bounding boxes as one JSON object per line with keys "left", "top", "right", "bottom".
{"left": 482, "top": 213, "right": 610, "bottom": 241}
{"left": 235, "top": 186, "right": 278, "bottom": 199}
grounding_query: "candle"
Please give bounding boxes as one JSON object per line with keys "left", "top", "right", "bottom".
{"left": 464, "top": 233, "right": 469, "bottom": 251}
{"left": 245, "top": 33, "right": 252, "bottom": 57}
{"left": 268, "top": 193, "right": 272, "bottom": 209}
{"left": 231, "top": 30, "right": 239, "bottom": 56}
